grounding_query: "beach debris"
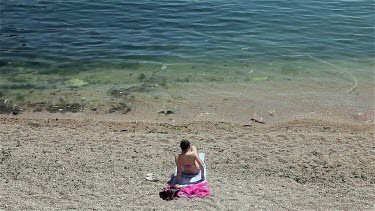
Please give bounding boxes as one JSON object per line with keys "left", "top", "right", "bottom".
{"left": 161, "top": 64, "right": 168, "bottom": 70}
{"left": 198, "top": 112, "right": 212, "bottom": 117}
{"left": 145, "top": 173, "right": 159, "bottom": 182}
{"left": 250, "top": 117, "right": 265, "bottom": 124}
{"left": 63, "top": 78, "right": 89, "bottom": 87}
{"left": 0, "top": 98, "right": 21, "bottom": 115}
{"left": 355, "top": 112, "right": 364, "bottom": 119}
{"left": 4, "top": 98, "right": 10, "bottom": 104}
{"left": 46, "top": 102, "right": 84, "bottom": 113}
{"left": 109, "top": 84, "right": 155, "bottom": 97}
{"left": 126, "top": 83, "right": 153, "bottom": 92}
{"left": 159, "top": 110, "right": 174, "bottom": 115}
{"left": 268, "top": 110, "right": 275, "bottom": 116}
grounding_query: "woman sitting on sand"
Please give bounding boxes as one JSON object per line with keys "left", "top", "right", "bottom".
{"left": 174, "top": 140, "right": 205, "bottom": 187}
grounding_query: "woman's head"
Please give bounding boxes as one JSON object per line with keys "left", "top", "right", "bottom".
{"left": 180, "top": 140, "right": 190, "bottom": 151}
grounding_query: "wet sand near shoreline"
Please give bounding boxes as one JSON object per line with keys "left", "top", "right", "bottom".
{"left": 0, "top": 113, "right": 374, "bottom": 210}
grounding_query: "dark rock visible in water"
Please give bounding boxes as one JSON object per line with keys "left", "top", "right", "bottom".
{"left": 0, "top": 99, "right": 22, "bottom": 114}
{"left": 46, "top": 102, "right": 84, "bottom": 113}
{"left": 0, "top": 91, "right": 3, "bottom": 98}
{"left": 109, "top": 84, "right": 154, "bottom": 97}
{"left": 159, "top": 110, "right": 174, "bottom": 115}
{"left": 138, "top": 73, "right": 146, "bottom": 81}
{"left": 108, "top": 103, "right": 131, "bottom": 114}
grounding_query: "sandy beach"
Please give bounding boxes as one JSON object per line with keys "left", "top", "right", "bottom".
{"left": 0, "top": 111, "right": 374, "bottom": 210}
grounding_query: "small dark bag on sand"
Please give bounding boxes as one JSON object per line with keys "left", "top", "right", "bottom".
{"left": 159, "top": 186, "right": 181, "bottom": 201}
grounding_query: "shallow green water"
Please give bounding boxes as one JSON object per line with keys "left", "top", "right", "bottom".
{"left": 0, "top": 1, "right": 374, "bottom": 116}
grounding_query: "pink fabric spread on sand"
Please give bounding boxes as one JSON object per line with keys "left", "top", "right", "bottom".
{"left": 178, "top": 182, "right": 211, "bottom": 198}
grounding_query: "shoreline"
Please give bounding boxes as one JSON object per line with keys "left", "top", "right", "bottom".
{"left": 1, "top": 93, "right": 374, "bottom": 127}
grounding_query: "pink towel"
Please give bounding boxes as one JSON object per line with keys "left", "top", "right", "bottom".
{"left": 178, "top": 182, "right": 211, "bottom": 198}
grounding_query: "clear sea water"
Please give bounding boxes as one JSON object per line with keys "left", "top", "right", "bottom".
{"left": 0, "top": 0, "right": 374, "bottom": 117}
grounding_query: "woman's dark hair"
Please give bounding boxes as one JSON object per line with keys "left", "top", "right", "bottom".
{"left": 180, "top": 140, "right": 190, "bottom": 151}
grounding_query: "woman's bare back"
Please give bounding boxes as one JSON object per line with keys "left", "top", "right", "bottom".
{"left": 176, "top": 146, "right": 200, "bottom": 174}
